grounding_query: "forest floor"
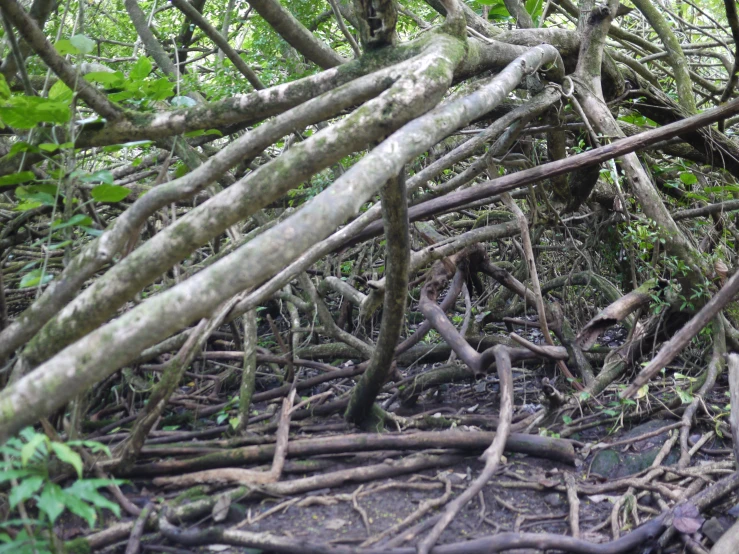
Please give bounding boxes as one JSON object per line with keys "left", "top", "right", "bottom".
{"left": 61, "top": 328, "right": 739, "bottom": 554}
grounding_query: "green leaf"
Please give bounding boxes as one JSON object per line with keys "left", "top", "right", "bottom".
{"left": 82, "top": 226, "right": 103, "bottom": 237}
{"left": 59, "top": 492, "right": 97, "bottom": 527}
{"left": 79, "top": 169, "right": 114, "bottom": 185}
{"left": 84, "top": 71, "right": 125, "bottom": 88}
{"left": 525, "top": 0, "right": 544, "bottom": 20}
{"left": 54, "top": 38, "right": 79, "bottom": 55}
{"left": 14, "top": 201, "right": 42, "bottom": 211}
{"left": 562, "top": 415, "right": 573, "bottom": 425}
{"left": 0, "top": 97, "right": 71, "bottom": 128}
{"left": 49, "top": 80, "right": 73, "bottom": 103}
{"left": 70, "top": 34, "right": 95, "bottom": 55}
{"left": 20, "top": 433, "right": 48, "bottom": 466}
{"left": 15, "top": 185, "right": 56, "bottom": 206}
{"left": 0, "top": 469, "right": 34, "bottom": 484}
{"left": 7, "top": 141, "right": 37, "bottom": 157}
{"left": 51, "top": 214, "right": 92, "bottom": 230}
{"left": 485, "top": 5, "right": 511, "bottom": 19}
{"left": 47, "top": 240, "right": 73, "bottom": 250}
{"left": 171, "top": 95, "right": 198, "bottom": 108}
{"left": 9, "top": 476, "right": 43, "bottom": 508}
{"left": 66, "top": 480, "right": 121, "bottom": 516}
{"left": 677, "top": 389, "right": 693, "bottom": 404}
{"left": 37, "top": 483, "right": 66, "bottom": 524}
{"left": 50, "top": 443, "right": 83, "bottom": 478}
{"left": 91, "top": 184, "right": 131, "bottom": 203}
{"left": 0, "top": 171, "right": 35, "bottom": 186}
{"left": 19, "top": 269, "right": 54, "bottom": 289}
{"left": 578, "top": 391, "right": 591, "bottom": 401}
{"left": 129, "top": 57, "right": 153, "bottom": 81}
{"left": 679, "top": 172, "right": 698, "bottom": 185}
{"left": 143, "top": 78, "right": 175, "bottom": 101}
{"left": 174, "top": 163, "right": 189, "bottom": 178}
{"left": 66, "top": 440, "right": 112, "bottom": 457}
{"left": 107, "top": 90, "right": 134, "bottom": 102}
{"left": 0, "top": 74, "right": 10, "bottom": 101}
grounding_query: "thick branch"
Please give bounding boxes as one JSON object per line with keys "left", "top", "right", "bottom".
{"left": 631, "top": 0, "right": 696, "bottom": 114}
{"left": 345, "top": 171, "right": 410, "bottom": 425}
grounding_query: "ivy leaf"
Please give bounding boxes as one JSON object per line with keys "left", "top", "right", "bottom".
{"left": 91, "top": 184, "right": 131, "bottom": 203}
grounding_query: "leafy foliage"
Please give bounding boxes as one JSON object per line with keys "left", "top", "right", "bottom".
{"left": 0, "top": 429, "right": 121, "bottom": 553}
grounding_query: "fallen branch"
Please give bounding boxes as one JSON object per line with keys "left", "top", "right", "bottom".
{"left": 124, "top": 429, "right": 576, "bottom": 477}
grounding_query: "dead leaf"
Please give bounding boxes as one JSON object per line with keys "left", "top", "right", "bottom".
{"left": 673, "top": 503, "right": 704, "bottom": 534}
{"left": 212, "top": 494, "right": 232, "bottom": 522}
{"left": 324, "top": 518, "right": 348, "bottom": 530}
{"left": 587, "top": 494, "right": 618, "bottom": 504}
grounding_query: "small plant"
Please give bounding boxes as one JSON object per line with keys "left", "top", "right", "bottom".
{"left": 0, "top": 428, "right": 122, "bottom": 554}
